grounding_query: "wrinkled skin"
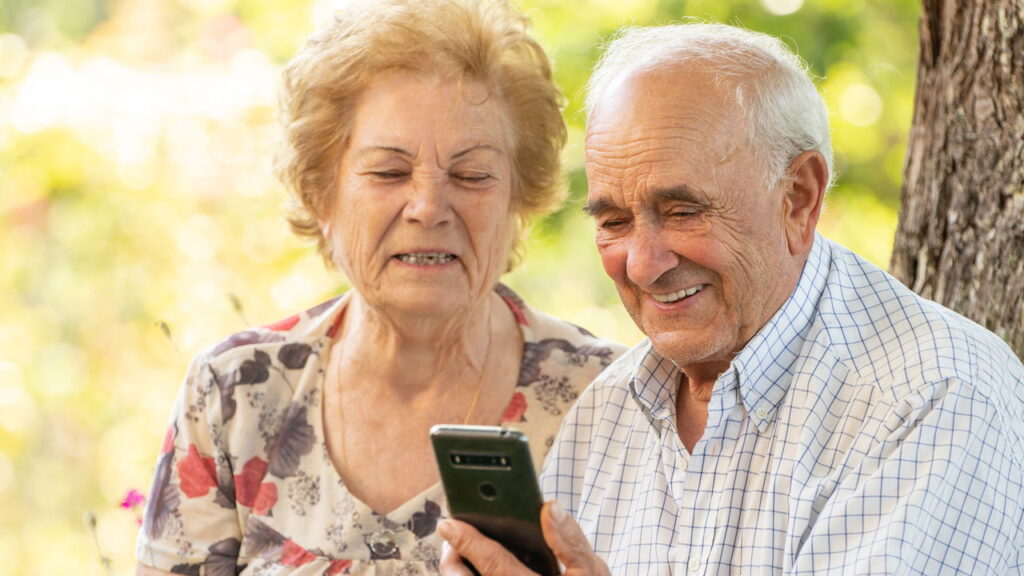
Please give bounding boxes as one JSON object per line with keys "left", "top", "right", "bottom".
{"left": 326, "top": 70, "right": 517, "bottom": 330}
{"left": 584, "top": 64, "right": 824, "bottom": 389}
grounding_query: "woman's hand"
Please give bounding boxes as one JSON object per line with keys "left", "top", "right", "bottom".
{"left": 438, "top": 501, "right": 610, "bottom": 576}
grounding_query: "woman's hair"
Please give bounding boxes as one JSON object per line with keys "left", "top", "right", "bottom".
{"left": 586, "top": 22, "right": 833, "bottom": 190}
{"left": 277, "top": 0, "right": 566, "bottom": 266}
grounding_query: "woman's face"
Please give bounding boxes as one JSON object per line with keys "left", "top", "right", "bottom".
{"left": 325, "top": 71, "right": 516, "bottom": 319}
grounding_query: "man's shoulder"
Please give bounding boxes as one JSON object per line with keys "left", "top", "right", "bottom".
{"left": 817, "top": 240, "right": 1022, "bottom": 389}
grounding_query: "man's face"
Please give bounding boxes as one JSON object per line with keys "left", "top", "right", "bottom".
{"left": 584, "top": 65, "right": 803, "bottom": 374}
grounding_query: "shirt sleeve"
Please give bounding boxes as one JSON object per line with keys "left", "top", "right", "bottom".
{"left": 791, "top": 377, "right": 1024, "bottom": 575}
{"left": 135, "top": 350, "right": 243, "bottom": 573}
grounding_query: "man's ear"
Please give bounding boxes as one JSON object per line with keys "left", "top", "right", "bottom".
{"left": 782, "top": 150, "right": 828, "bottom": 255}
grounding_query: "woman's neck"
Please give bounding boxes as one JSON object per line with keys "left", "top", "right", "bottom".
{"left": 332, "top": 290, "right": 499, "bottom": 395}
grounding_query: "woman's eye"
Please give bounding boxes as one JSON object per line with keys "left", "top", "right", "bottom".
{"left": 371, "top": 171, "right": 407, "bottom": 180}
{"left": 453, "top": 173, "right": 492, "bottom": 183}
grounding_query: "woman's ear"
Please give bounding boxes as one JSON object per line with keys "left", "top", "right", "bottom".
{"left": 782, "top": 150, "right": 828, "bottom": 255}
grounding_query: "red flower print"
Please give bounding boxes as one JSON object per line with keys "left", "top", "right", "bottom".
{"left": 235, "top": 457, "right": 268, "bottom": 505}
{"left": 252, "top": 482, "right": 278, "bottom": 515}
{"left": 264, "top": 314, "right": 300, "bottom": 332}
{"left": 326, "top": 559, "right": 353, "bottom": 575}
{"left": 281, "top": 539, "right": 316, "bottom": 567}
{"left": 235, "top": 457, "right": 278, "bottom": 514}
{"left": 177, "top": 444, "right": 218, "bottom": 498}
{"left": 502, "top": 392, "right": 527, "bottom": 423}
{"left": 161, "top": 425, "right": 175, "bottom": 454}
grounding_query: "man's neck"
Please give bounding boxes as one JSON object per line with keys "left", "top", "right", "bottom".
{"left": 675, "top": 373, "right": 715, "bottom": 453}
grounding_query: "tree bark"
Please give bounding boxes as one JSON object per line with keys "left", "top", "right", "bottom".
{"left": 891, "top": 0, "right": 1024, "bottom": 358}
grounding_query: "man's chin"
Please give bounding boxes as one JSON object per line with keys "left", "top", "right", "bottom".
{"left": 646, "top": 327, "right": 729, "bottom": 369}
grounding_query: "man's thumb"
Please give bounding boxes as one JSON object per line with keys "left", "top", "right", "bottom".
{"left": 539, "top": 501, "right": 608, "bottom": 575}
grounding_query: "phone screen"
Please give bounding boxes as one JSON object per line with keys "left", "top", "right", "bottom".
{"left": 430, "top": 425, "right": 560, "bottom": 576}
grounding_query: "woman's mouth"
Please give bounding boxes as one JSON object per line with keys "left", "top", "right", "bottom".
{"left": 394, "top": 252, "right": 456, "bottom": 266}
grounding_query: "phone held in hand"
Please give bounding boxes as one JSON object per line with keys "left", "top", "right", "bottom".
{"left": 430, "top": 425, "right": 560, "bottom": 576}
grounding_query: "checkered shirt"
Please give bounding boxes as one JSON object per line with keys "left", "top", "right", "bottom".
{"left": 541, "top": 234, "right": 1024, "bottom": 575}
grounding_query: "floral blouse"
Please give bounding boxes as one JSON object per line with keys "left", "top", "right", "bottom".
{"left": 136, "top": 285, "right": 625, "bottom": 575}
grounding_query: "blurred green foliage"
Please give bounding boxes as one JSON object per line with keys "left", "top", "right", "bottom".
{"left": 0, "top": 0, "right": 915, "bottom": 573}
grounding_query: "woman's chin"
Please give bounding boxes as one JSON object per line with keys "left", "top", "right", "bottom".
{"left": 369, "top": 284, "right": 481, "bottom": 320}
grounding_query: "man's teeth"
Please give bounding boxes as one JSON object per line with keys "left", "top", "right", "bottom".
{"left": 396, "top": 252, "right": 455, "bottom": 266}
{"left": 652, "top": 285, "right": 703, "bottom": 303}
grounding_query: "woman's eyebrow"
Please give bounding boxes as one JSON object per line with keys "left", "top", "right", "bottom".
{"left": 353, "top": 145, "right": 413, "bottom": 159}
{"left": 451, "top": 143, "right": 506, "bottom": 160}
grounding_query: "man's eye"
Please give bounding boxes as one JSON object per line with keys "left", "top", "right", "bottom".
{"left": 669, "top": 208, "right": 698, "bottom": 218}
{"left": 600, "top": 219, "right": 628, "bottom": 230}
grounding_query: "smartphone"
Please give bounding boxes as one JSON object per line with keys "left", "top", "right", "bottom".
{"left": 430, "top": 424, "right": 560, "bottom": 576}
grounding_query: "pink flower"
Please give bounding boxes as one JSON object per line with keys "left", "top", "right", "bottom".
{"left": 120, "top": 489, "right": 146, "bottom": 509}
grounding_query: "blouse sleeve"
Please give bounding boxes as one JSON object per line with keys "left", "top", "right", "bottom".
{"left": 135, "top": 350, "right": 243, "bottom": 573}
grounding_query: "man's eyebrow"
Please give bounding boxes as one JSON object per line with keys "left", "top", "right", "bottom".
{"left": 653, "top": 185, "right": 702, "bottom": 204}
{"left": 583, "top": 185, "right": 703, "bottom": 217}
{"left": 582, "top": 197, "right": 616, "bottom": 217}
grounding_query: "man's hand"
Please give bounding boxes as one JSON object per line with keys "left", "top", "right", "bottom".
{"left": 438, "top": 501, "right": 610, "bottom": 576}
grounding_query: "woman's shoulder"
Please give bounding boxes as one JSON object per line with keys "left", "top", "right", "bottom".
{"left": 495, "top": 284, "right": 626, "bottom": 355}
{"left": 195, "top": 294, "right": 348, "bottom": 367}
{"left": 175, "top": 294, "right": 348, "bottom": 425}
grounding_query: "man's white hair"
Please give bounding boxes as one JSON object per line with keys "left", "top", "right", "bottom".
{"left": 586, "top": 22, "right": 834, "bottom": 190}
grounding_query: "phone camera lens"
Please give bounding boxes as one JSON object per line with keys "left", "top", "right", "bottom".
{"left": 478, "top": 481, "right": 498, "bottom": 501}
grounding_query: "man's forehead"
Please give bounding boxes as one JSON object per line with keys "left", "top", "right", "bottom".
{"left": 586, "top": 67, "right": 745, "bottom": 153}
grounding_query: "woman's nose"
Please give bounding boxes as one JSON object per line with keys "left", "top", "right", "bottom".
{"left": 403, "top": 175, "right": 453, "bottom": 228}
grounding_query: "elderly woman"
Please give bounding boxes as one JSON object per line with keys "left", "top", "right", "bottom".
{"left": 135, "top": 0, "right": 623, "bottom": 574}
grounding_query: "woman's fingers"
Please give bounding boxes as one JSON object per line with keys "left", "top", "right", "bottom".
{"left": 540, "top": 501, "right": 609, "bottom": 576}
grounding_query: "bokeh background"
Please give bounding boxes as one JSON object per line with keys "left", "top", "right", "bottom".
{"left": 0, "top": 0, "right": 916, "bottom": 573}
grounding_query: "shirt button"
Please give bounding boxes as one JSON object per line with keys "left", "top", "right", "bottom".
{"left": 369, "top": 528, "right": 397, "bottom": 556}
{"left": 688, "top": 556, "right": 700, "bottom": 573}
{"left": 753, "top": 406, "right": 768, "bottom": 420}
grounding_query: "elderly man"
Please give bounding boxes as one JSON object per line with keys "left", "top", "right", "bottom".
{"left": 439, "top": 22, "right": 1024, "bottom": 575}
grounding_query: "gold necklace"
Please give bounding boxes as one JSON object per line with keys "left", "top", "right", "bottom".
{"left": 461, "top": 312, "right": 493, "bottom": 425}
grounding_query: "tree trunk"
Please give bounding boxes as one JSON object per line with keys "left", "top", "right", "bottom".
{"left": 891, "top": 0, "right": 1024, "bottom": 358}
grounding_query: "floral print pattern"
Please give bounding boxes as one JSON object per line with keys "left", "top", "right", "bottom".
{"left": 137, "top": 285, "right": 625, "bottom": 575}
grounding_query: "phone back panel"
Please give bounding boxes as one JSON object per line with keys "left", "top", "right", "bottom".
{"left": 431, "top": 426, "right": 559, "bottom": 575}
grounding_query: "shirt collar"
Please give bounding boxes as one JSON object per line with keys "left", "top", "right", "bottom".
{"left": 731, "top": 233, "right": 830, "bottom": 431}
{"left": 627, "top": 234, "right": 831, "bottom": 433}
{"left": 627, "top": 341, "right": 679, "bottom": 432}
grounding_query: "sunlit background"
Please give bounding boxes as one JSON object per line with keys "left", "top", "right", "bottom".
{"left": 0, "top": 0, "right": 916, "bottom": 573}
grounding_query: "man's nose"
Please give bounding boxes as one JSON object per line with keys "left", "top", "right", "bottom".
{"left": 625, "top": 223, "right": 679, "bottom": 287}
{"left": 403, "top": 175, "right": 453, "bottom": 228}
